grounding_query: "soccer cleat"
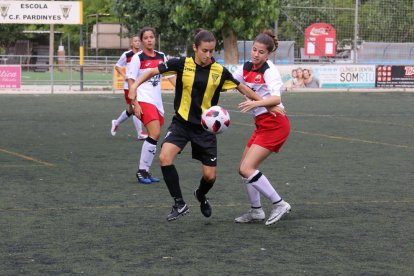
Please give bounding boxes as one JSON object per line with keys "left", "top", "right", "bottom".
{"left": 265, "top": 200, "right": 291, "bottom": 226}
{"left": 146, "top": 171, "right": 160, "bottom": 182}
{"left": 137, "top": 131, "right": 148, "bottom": 140}
{"left": 136, "top": 170, "right": 152, "bottom": 184}
{"left": 111, "top": 120, "right": 119, "bottom": 136}
{"left": 235, "top": 208, "right": 265, "bottom": 223}
{"left": 166, "top": 203, "right": 189, "bottom": 221}
{"left": 136, "top": 170, "right": 160, "bottom": 183}
{"left": 194, "top": 189, "right": 212, "bottom": 217}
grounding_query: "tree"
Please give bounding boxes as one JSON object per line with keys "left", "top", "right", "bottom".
{"left": 359, "top": 0, "right": 414, "bottom": 43}
{"left": 0, "top": 25, "right": 24, "bottom": 54}
{"left": 114, "top": 0, "right": 188, "bottom": 56}
{"left": 173, "top": 0, "right": 279, "bottom": 64}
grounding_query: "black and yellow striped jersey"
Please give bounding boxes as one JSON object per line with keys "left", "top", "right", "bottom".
{"left": 158, "top": 57, "right": 239, "bottom": 125}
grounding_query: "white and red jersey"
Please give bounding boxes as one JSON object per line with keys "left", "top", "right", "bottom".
{"left": 127, "top": 50, "right": 167, "bottom": 115}
{"left": 233, "top": 60, "right": 285, "bottom": 117}
{"left": 115, "top": 49, "right": 140, "bottom": 90}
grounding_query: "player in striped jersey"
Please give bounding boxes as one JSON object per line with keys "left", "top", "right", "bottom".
{"left": 127, "top": 27, "right": 175, "bottom": 184}
{"left": 233, "top": 29, "right": 291, "bottom": 226}
{"left": 130, "top": 29, "right": 274, "bottom": 222}
{"left": 111, "top": 35, "right": 147, "bottom": 140}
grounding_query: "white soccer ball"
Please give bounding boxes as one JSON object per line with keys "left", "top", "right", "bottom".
{"left": 201, "top": 105, "right": 231, "bottom": 134}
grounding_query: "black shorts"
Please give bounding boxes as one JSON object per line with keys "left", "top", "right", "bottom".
{"left": 162, "top": 116, "right": 217, "bottom": 166}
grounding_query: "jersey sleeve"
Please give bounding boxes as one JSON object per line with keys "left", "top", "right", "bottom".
{"left": 115, "top": 52, "right": 127, "bottom": 67}
{"left": 221, "top": 66, "right": 240, "bottom": 90}
{"left": 264, "top": 65, "right": 284, "bottom": 96}
{"left": 232, "top": 65, "right": 244, "bottom": 83}
{"left": 158, "top": 57, "right": 183, "bottom": 76}
{"left": 127, "top": 54, "right": 141, "bottom": 80}
{"left": 161, "top": 54, "right": 175, "bottom": 79}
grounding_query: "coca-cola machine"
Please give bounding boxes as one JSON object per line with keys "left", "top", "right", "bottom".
{"left": 304, "top": 23, "right": 336, "bottom": 57}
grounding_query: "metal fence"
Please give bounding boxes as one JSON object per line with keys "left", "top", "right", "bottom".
{"left": 276, "top": 1, "right": 414, "bottom": 64}
{"left": 0, "top": 55, "right": 117, "bottom": 93}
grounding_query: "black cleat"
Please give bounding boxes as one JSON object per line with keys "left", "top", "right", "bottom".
{"left": 166, "top": 203, "right": 189, "bottom": 222}
{"left": 194, "top": 189, "right": 212, "bottom": 217}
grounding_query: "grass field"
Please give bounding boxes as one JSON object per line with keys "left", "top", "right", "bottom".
{"left": 1, "top": 92, "right": 413, "bottom": 275}
{"left": 21, "top": 70, "right": 113, "bottom": 87}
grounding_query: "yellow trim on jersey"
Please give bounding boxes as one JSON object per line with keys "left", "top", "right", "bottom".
{"left": 222, "top": 78, "right": 239, "bottom": 90}
{"left": 201, "top": 63, "right": 224, "bottom": 112}
{"left": 178, "top": 57, "right": 197, "bottom": 120}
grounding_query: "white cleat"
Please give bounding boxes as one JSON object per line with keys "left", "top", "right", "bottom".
{"left": 235, "top": 208, "right": 265, "bottom": 223}
{"left": 265, "top": 200, "right": 291, "bottom": 226}
{"left": 111, "top": 120, "right": 119, "bottom": 136}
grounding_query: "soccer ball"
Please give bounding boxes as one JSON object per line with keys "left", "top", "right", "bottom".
{"left": 201, "top": 106, "right": 230, "bottom": 134}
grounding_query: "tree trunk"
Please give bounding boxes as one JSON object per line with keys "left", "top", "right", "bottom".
{"left": 222, "top": 29, "right": 238, "bottom": 65}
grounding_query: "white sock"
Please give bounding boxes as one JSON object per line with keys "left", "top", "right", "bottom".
{"left": 132, "top": 116, "right": 143, "bottom": 135}
{"left": 247, "top": 170, "right": 281, "bottom": 203}
{"left": 241, "top": 177, "right": 261, "bottom": 208}
{"left": 139, "top": 139, "right": 157, "bottom": 171}
{"left": 116, "top": 110, "right": 129, "bottom": 125}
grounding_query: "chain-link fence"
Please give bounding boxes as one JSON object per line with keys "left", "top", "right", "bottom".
{"left": 222, "top": 0, "right": 414, "bottom": 64}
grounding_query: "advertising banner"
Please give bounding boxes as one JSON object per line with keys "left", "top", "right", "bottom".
{"left": 376, "top": 65, "right": 414, "bottom": 88}
{"left": 113, "top": 66, "right": 125, "bottom": 90}
{"left": 0, "top": 65, "right": 21, "bottom": 89}
{"left": 304, "top": 23, "right": 336, "bottom": 57}
{"left": 0, "top": 1, "right": 82, "bottom": 25}
{"left": 279, "top": 65, "right": 376, "bottom": 89}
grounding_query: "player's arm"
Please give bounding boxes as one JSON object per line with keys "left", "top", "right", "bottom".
{"left": 128, "top": 67, "right": 161, "bottom": 101}
{"left": 115, "top": 65, "right": 126, "bottom": 80}
{"left": 236, "top": 83, "right": 284, "bottom": 115}
{"left": 115, "top": 53, "right": 127, "bottom": 80}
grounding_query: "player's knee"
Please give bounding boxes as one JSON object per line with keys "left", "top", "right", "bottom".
{"left": 148, "top": 130, "right": 160, "bottom": 140}
{"left": 202, "top": 168, "right": 216, "bottom": 183}
{"left": 203, "top": 174, "right": 216, "bottom": 183}
{"left": 238, "top": 166, "right": 249, "bottom": 178}
{"left": 159, "top": 152, "right": 172, "bottom": 166}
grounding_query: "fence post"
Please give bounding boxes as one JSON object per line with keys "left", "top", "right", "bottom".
{"left": 353, "top": 0, "right": 359, "bottom": 63}
{"left": 70, "top": 59, "right": 73, "bottom": 91}
{"left": 50, "top": 63, "right": 54, "bottom": 94}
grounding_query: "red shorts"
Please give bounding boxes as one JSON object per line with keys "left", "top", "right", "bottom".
{"left": 123, "top": 89, "right": 132, "bottom": 105}
{"left": 247, "top": 113, "right": 290, "bottom": 153}
{"left": 139, "top": 101, "right": 164, "bottom": 126}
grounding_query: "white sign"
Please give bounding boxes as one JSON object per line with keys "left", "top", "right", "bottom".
{"left": 279, "top": 64, "right": 376, "bottom": 89}
{"left": 0, "top": 1, "right": 82, "bottom": 24}
{"left": 316, "top": 65, "right": 376, "bottom": 88}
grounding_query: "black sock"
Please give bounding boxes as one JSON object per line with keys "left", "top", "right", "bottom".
{"left": 198, "top": 177, "right": 215, "bottom": 196}
{"left": 174, "top": 197, "right": 185, "bottom": 205}
{"left": 161, "top": 165, "right": 182, "bottom": 199}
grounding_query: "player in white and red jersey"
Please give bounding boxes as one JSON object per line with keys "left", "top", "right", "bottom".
{"left": 111, "top": 35, "right": 148, "bottom": 140}
{"left": 127, "top": 27, "right": 175, "bottom": 184}
{"left": 233, "top": 29, "right": 291, "bottom": 226}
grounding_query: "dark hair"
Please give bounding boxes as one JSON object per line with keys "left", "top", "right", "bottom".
{"left": 139, "top": 27, "right": 156, "bottom": 40}
{"left": 254, "top": 29, "right": 278, "bottom": 53}
{"left": 193, "top": 28, "right": 216, "bottom": 48}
